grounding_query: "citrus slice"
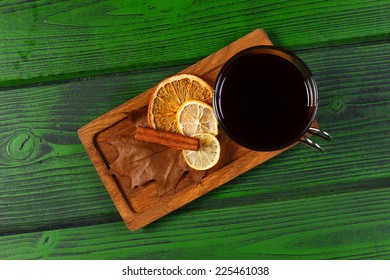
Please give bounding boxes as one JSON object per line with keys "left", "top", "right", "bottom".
{"left": 183, "top": 133, "right": 220, "bottom": 170}
{"left": 148, "top": 74, "right": 212, "bottom": 133}
{"left": 177, "top": 100, "right": 218, "bottom": 136}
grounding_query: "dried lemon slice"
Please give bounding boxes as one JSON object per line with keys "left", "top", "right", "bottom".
{"left": 177, "top": 100, "right": 218, "bottom": 136}
{"left": 148, "top": 74, "right": 212, "bottom": 133}
{"left": 183, "top": 133, "right": 220, "bottom": 170}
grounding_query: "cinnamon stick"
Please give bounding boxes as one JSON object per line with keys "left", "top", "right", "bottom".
{"left": 135, "top": 126, "right": 199, "bottom": 151}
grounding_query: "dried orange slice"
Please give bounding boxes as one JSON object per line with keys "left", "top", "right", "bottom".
{"left": 177, "top": 100, "right": 218, "bottom": 136}
{"left": 148, "top": 74, "right": 212, "bottom": 133}
{"left": 183, "top": 133, "right": 220, "bottom": 170}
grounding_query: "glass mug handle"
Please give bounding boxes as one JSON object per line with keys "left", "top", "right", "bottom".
{"left": 300, "top": 128, "right": 332, "bottom": 152}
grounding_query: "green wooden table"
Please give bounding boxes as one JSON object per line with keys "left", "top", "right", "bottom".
{"left": 1, "top": 0, "right": 390, "bottom": 260}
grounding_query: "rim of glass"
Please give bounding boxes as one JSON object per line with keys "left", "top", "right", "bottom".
{"left": 213, "top": 45, "right": 319, "bottom": 151}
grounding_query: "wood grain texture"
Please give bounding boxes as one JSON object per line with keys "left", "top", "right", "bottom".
{"left": 0, "top": 186, "right": 390, "bottom": 259}
{"left": 1, "top": 38, "right": 390, "bottom": 242}
{"left": 0, "top": 0, "right": 389, "bottom": 86}
{"left": 1, "top": 0, "right": 390, "bottom": 262}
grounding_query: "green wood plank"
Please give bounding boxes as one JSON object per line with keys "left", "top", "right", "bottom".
{"left": 0, "top": 186, "right": 390, "bottom": 259}
{"left": 0, "top": 70, "right": 173, "bottom": 235}
{"left": 0, "top": 40, "right": 389, "bottom": 236}
{"left": 1, "top": 0, "right": 390, "bottom": 86}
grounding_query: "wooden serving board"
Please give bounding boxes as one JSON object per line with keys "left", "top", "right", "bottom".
{"left": 78, "top": 29, "right": 315, "bottom": 231}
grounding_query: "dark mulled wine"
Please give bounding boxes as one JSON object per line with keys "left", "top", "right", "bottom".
{"left": 213, "top": 46, "right": 317, "bottom": 151}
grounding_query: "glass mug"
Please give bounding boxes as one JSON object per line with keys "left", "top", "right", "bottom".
{"left": 213, "top": 46, "right": 331, "bottom": 152}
